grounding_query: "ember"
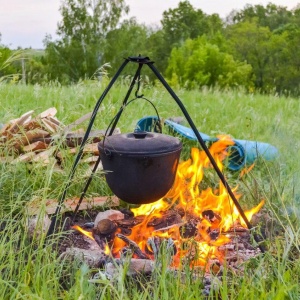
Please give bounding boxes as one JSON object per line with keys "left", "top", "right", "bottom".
{"left": 73, "top": 136, "right": 264, "bottom": 270}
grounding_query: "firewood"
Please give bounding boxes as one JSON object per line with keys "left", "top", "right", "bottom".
{"left": 23, "top": 141, "right": 48, "bottom": 153}
{"left": 13, "top": 129, "right": 50, "bottom": 149}
{"left": 23, "top": 119, "right": 42, "bottom": 131}
{"left": 82, "top": 143, "right": 99, "bottom": 155}
{"left": 0, "top": 123, "right": 11, "bottom": 135}
{"left": 80, "top": 156, "right": 99, "bottom": 164}
{"left": 41, "top": 118, "right": 58, "bottom": 133}
{"left": 116, "top": 233, "right": 149, "bottom": 259}
{"left": 3, "top": 110, "right": 34, "bottom": 136}
{"left": 25, "top": 128, "right": 50, "bottom": 142}
{"left": 95, "top": 219, "right": 117, "bottom": 236}
{"left": 48, "top": 116, "right": 63, "bottom": 126}
{"left": 38, "top": 107, "right": 57, "bottom": 119}
{"left": 12, "top": 152, "right": 36, "bottom": 163}
{"left": 31, "top": 148, "right": 55, "bottom": 165}
{"left": 93, "top": 219, "right": 117, "bottom": 244}
{"left": 0, "top": 136, "right": 7, "bottom": 144}
{"left": 56, "top": 143, "right": 100, "bottom": 160}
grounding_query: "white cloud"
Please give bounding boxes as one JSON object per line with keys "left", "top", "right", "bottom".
{"left": 0, "top": 0, "right": 299, "bottom": 48}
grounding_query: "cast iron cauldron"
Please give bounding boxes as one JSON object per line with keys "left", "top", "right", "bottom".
{"left": 98, "top": 131, "right": 182, "bottom": 204}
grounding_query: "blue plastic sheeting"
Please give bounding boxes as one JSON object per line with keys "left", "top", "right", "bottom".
{"left": 136, "top": 116, "right": 279, "bottom": 171}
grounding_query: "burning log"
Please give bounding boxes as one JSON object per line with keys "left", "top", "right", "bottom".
{"left": 147, "top": 236, "right": 177, "bottom": 258}
{"left": 179, "top": 220, "right": 198, "bottom": 238}
{"left": 147, "top": 210, "right": 182, "bottom": 230}
{"left": 95, "top": 219, "right": 117, "bottom": 235}
{"left": 116, "top": 233, "right": 149, "bottom": 259}
{"left": 116, "top": 217, "right": 144, "bottom": 228}
{"left": 93, "top": 219, "right": 117, "bottom": 246}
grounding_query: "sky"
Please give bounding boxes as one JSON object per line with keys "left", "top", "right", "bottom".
{"left": 0, "top": 0, "right": 299, "bottom": 49}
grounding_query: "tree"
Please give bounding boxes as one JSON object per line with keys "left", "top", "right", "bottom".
{"left": 156, "top": 1, "right": 223, "bottom": 73}
{"left": 44, "top": 0, "right": 128, "bottom": 83}
{"left": 102, "top": 18, "right": 149, "bottom": 75}
{"left": 227, "top": 3, "right": 293, "bottom": 31}
{"left": 225, "top": 21, "right": 273, "bottom": 90}
{"left": 166, "top": 37, "right": 253, "bottom": 90}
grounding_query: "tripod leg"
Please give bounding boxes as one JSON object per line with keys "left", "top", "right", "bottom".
{"left": 46, "top": 59, "right": 129, "bottom": 238}
{"left": 71, "top": 63, "right": 145, "bottom": 221}
{"left": 147, "top": 63, "right": 265, "bottom": 252}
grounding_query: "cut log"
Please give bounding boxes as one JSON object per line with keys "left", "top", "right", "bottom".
{"left": 12, "top": 152, "right": 36, "bottom": 163}
{"left": 116, "top": 233, "right": 149, "bottom": 259}
{"left": 41, "top": 118, "right": 58, "bottom": 133}
{"left": 48, "top": 116, "right": 63, "bottom": 126}
{"left": 26, "top": 196, "right": 119, "bottom": 215}
{"left": 81, "top": 143, "right": 99, "bottom": 155}
{"left": 31, "top": 148, "right": 54, "bottom": 165}
{"left": 38, "top": 107, "right": 57, "bottom": 119}
{"left": 13, "top": 129, "right": 50, "bottom": 150}
{"left": 23, "top": 119, "right": 42, "bottom": 131}
{"left": 81, "top": 156, "right": 100, "bottom": 164}
{"left": 56, "top": 143, "right": 100, "bottom": 160}
{"left": 23, "top": 141, "right": 48, "bottom": 153}
{"left": 6, "top": 110, "right": 34, "bottom": 135}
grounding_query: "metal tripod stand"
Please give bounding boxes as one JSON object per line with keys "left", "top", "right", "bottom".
{"left": 46, "top": 55, "right": 264, "bottom": 253}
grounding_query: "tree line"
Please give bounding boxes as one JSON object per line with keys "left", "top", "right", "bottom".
{"left": 1, "top": 0, "right": 300, "bottom": 96}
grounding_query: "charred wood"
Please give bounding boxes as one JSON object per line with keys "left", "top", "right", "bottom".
{"left": 116, "top": 233, "right": 149, "bottom": 259}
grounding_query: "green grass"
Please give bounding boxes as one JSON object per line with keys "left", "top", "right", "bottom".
{"left": 0, "top": 81, "right": 299, "bottom": 299}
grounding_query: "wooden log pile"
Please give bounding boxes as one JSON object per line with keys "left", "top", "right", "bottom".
{"left": 0, "top": 108, "right": 118, "bottom": 169}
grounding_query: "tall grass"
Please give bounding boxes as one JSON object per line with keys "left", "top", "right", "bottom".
{"left": 0, "top": 81, "right": 299, "bottom": 299}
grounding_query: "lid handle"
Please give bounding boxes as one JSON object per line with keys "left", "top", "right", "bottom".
{"left": 133, "top": 131, "right": 147, "bottom": 139}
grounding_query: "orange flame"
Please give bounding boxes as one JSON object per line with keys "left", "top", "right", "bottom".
{"left": 75, "top": 136, "right": 264, "bottom": 269}
{"left": 104, "top": 244, "right": 111, "bottom": 256}
{"left": 72, "top": 225, "right": 95, "bottom": 241}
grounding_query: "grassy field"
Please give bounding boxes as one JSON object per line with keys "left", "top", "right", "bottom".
{"left": 0, "top": 80, "right": 299, "bottom": 299}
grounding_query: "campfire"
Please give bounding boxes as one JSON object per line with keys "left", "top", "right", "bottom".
{"left": 71, "top": 135, "right": 264, "bottom": 271}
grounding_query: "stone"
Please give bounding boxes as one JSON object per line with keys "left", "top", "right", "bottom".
{"left": 59, "top": 247, "right": 107, "bottom": 268}
{"left": 94, "top": 210, "right": 124, "bottom": 228}
{"left": 27, "top": 214, "right": 51, "bottom": 239}
{"left": 105, "top": 258, "right": 155, "bottom": 279}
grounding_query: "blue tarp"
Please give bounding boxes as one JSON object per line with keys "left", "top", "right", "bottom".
{"left": 136, "top": 116, "right": 279, "bottom": 171}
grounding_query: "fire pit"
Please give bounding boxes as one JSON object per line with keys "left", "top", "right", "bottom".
{"left": 46, "top": 56, "right": 266, "bottom": 294}
{"left": 64, "top": 139, "right": 264, "bottom": 277}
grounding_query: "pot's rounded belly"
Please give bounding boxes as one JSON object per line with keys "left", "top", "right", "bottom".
{"left": 100, "top": 151, "right": 181, "bottom": 204}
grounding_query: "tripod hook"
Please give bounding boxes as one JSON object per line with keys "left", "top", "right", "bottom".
{"left": 135, "top": 67, "right": 144, "bottom": 98}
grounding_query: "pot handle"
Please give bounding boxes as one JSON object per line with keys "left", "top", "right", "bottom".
{"left": 104, "top": 148, "right": 112, "bottom": 159}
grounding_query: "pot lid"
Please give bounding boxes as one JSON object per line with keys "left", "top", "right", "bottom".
{"left": 98, "top": 131, "right": 182, "bottom": 155}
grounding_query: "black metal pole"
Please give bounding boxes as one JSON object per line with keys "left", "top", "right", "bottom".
{"left": 46, "top": 59, "right": 130, "bottom": 237}
{"left": 147, "top": 62, "right": 265, "bottom": 252}
{"left": 71, "top": 63, "right": 145, "bottom": 221}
